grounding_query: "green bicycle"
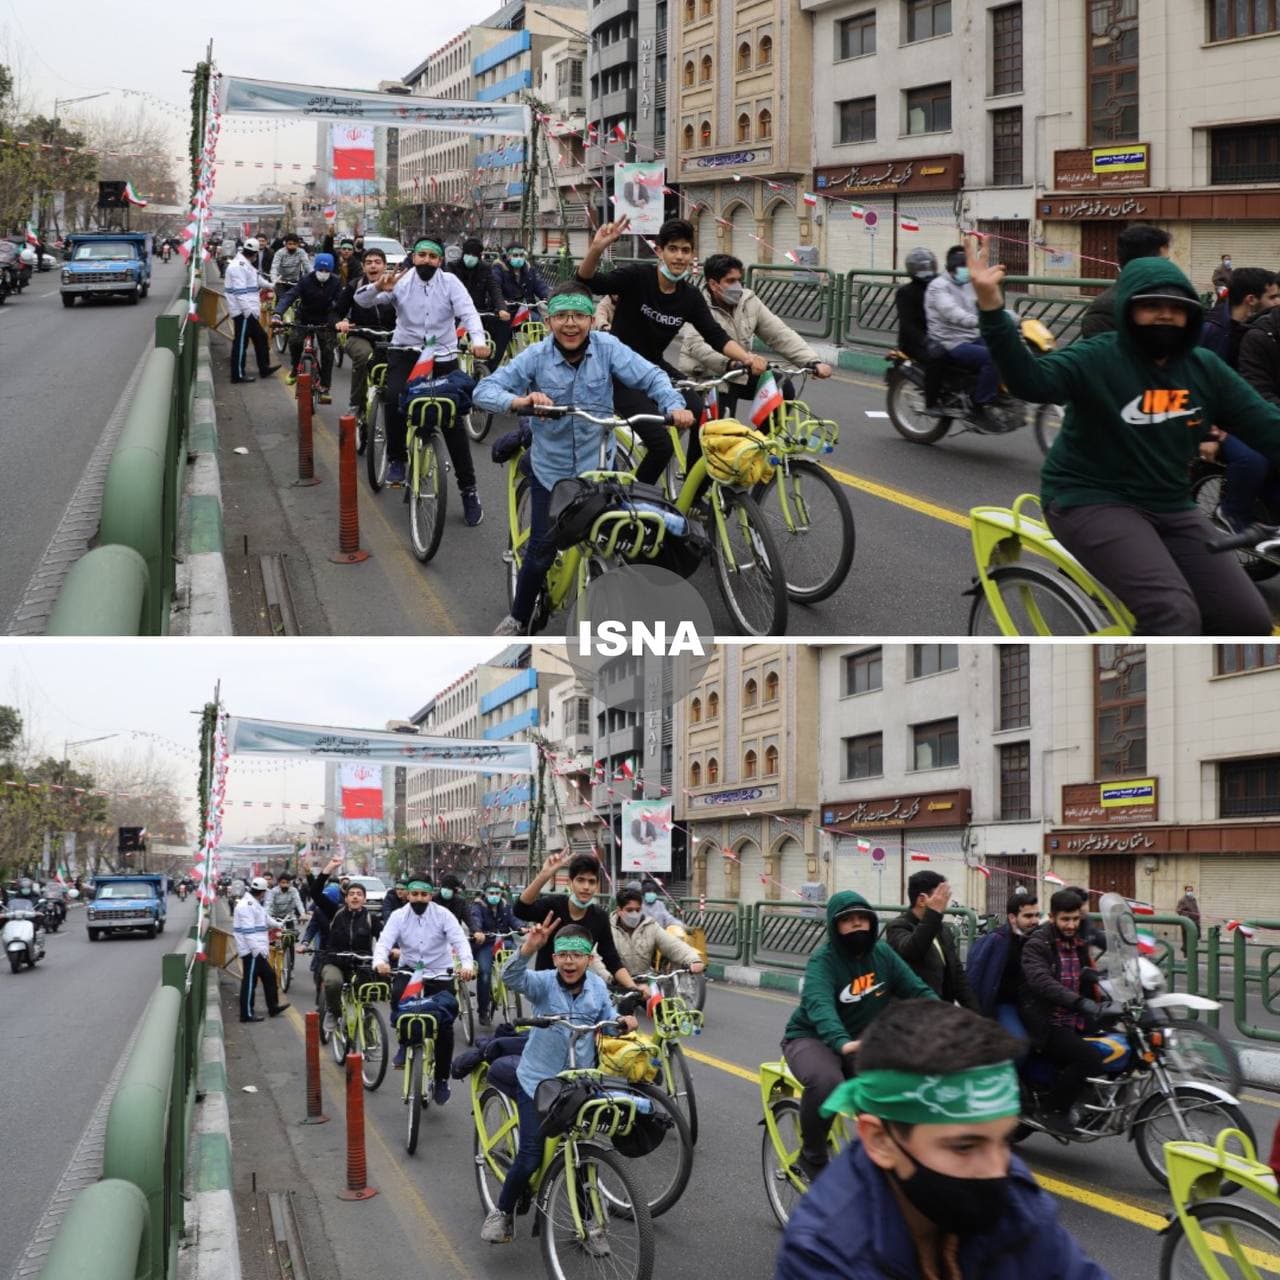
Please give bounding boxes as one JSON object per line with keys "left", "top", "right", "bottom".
{"left": 482, "top": 931, "right": 525, "bottom": 1023}
{"left": 1160, "top": 1127, "right": 1280, "bottom": 1279}
{"left": 634, "top": 970, "right": 703, "bottom": 1144}
{"left": 475, "top": 305, "right": 547, "bottom": 440}
{"left": 473, "top": 1014, "right": 654, "bottom": 1280}
{"left": 267, "top": 915, "right": 299, "bottom": 994}
{"left": 400, "top": 392, "right": 457, "bottom": 563}
{"left": 324, "top": 951, "right": 390, "bottom": 1091}
{"left": 391, "top": 965, "right": 453, "bottom": 1156}
{"left": 459, "top": 314, "right": 497, "bottom": 441}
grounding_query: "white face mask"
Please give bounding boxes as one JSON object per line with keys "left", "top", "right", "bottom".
{"left": 619, "top": 909, "right": 643, "bottom": 928}
{"left": 315, "top": 270, "right": 331, "bottom": 282}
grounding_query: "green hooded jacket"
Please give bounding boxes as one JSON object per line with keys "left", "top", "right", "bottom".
{"left": 783, "top": 890, "right": 937, "bottom": 1053}
{"left": 978, "top": 256, "right": 1280, "bottom": 512}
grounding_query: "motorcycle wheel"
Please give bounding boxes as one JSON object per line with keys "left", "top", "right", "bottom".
{"left": 1132, "top": 1086, "right": 1254, "bottom": 1190}
{"left": 886, "top": 370, "right": 951, "bottom": 444}
{"left": 9, "top": 953, "right": 22, "bottom": 974}
{"left": 1190, "top": 470, "right": 1280, "bottom": 582}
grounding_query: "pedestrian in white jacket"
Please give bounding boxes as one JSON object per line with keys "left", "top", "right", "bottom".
{"left": 223, "top": 240, "right": 279, "bottom": 383}
{"left": 233, "top": 877, "right": 288, "bottom": 1022}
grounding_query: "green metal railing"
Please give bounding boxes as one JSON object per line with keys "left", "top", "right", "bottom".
{"left": 1231, "top": 920, "right": 1280, "bottom": 1044}
{"left": 679, "top": 896, "right": 746, "bottom": 962}
{"left": 38, "top": 1181, "right": 151, "bottom": 1280}
{"left": 745, "top": 264, "right": 840, "bottom": 340}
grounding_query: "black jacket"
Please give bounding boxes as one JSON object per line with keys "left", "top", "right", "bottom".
{"left": 275, "top": 272, "right": 345, "bottom": 324}
{"left": 447, "top": 260, "right": 503, "bottom": 318}
{"left": 1017, "top": 921, "right": 1096, "bottom": 1047}
{"left": 894, "top": 278, "right": 931, "bottom": 361}
{"left": 324, "top": 905, "right": 376, "bottom": 973}
{"left": 1238, "top": 309, "right": 1280, "bottom": 408}
{"left": 338, "top": 278, "right": 390, "bottom": 331}
{"left": 494, "top": 260, "right": 548, "bottom": 306}
{"left": 1079, "top": 285, "right": 1118, "bottom": 339}
{"left": 884, "top": 907, "right": 980, "bottom": 1011}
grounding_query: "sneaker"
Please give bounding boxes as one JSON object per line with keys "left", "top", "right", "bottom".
{"left": 284, "top": 371, "right": 297, "bottom": 386}
{"left": 462, "top": 487, "right": 484, "bottom": 526}
{"left": 433, "top": 1080, "right": 451, "bottom": 1106}
{"left": 480, "top": 1209, "right": 514, "bottom": 1244}
{"left": 794, "top": 1152, "right": 828, "bottom": 1183}
{"left": 392, "top": 1045, "right": 406, "bottom": 1070}
{"left": 479, "top": 1013, "right": 493, "bottom": 1028}
{"left": 492, "top": 614, "right": 525, "bottom": 637}
{"left": 582, "top": 1224, "right": 612, "bottom": 1258}
{"left": 387, "top": 460, "right": 407, "bottom": 486}
{"left": 318, "top": 388, "right": 332, "bottom": 405}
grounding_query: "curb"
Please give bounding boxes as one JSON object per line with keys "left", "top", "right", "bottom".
{"left": 173, "top": 331, "right": 232, "bottom": 636}
{"left": 186, "top": 965, "right": 242, "bottom": 1280}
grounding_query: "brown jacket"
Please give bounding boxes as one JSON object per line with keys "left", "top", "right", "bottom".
{"left": 678, "top": 285, "right": 817, "bottom": 376}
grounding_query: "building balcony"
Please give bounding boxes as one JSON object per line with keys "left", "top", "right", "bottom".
{"left": 590, "top": 0, "right": 638, "bottom": 31}
{"left": 596, "top": 37, "right": 639, "bottom": 76}
{"left": 591, "top": 87, "right": 637, "bottom": 122}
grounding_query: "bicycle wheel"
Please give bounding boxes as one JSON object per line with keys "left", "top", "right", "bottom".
{"left": 1159, "top": 1199, "right": 1280, "bottom": 1280}
{"left": 457, "top": 977, "right": 476, "bottom": 1047}
{"left": 508, "top": 476, "right": 533, "bottom": 611}
{"left": 541, "top": 1145, "right": 654, "bottom": 1280}
{"left": 406, "top": 1047, "right": 423, "bottom": 1155}
{"left": 1133, "top": 1088, "right": 1254, "bottom": 1190}
{"left": 282, "top": 944, "right": 294, "bottom": 994}
{"left": 331, "top": 1007, "right": 350, "bottom": 1066}
{"left": 360, "top": 1005, "right": 389, "bottom": 1091}
{"left": 1191, "top": 470, "right": 1280, "bottom": 582}
{"left": 273, "top": 324, "right": 286, "bottom": 355}
{"left": 711, "top": 490, "right": 788, "bottom": 636}
{"left": 408, "top": 431, "right": 449, "bottom": 563}
{"left": 967, "top": 565, "right": 1107, "bottom": 636}
{"left": 604, "top": 1079, "right": 693, "bottom": 1218}
{"left": 474, "top": 1085, "right": 519, "bottom": 1214}
{"left": 1165, "top": 1018, "right": 1244, "bottom": 1098}
{"left": 673, "top": 969, "right": 706, "bottom": 1014}
{"left": 761, "top": 1097, "right": 805, "bottom": 1230}
{"left": 753, "top": 459, "right": 854, "bottom": 603}
{"left": 665, "top": 1043, "right": 698, "bottom": 1146}
{"left": 366, "top": 397, "right": 388, "bottom": 492}
{"left": 315, "top": 975, "right": 331, "bottom": 1044}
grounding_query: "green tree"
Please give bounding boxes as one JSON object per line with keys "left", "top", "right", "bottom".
{"left": 0, "top": 704, "right": 21, "bottom": 759}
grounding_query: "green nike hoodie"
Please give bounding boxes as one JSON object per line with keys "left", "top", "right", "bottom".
{"left": 783, "top": 890, "right": 937, "bottom": 1053}
{"left": 978, "top": 256, "right": 1280, "bottom": 512}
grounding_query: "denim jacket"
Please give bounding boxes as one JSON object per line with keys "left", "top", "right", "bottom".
{"left": 501, "top": 949, "right": 615, "bottom": 1098}
{"left": 472, "top": 331, "right": 685, "bottom": 491}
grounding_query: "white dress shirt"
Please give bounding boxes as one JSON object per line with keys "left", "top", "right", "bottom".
{"left": 354, "top": 268, "right": 484, "bottom": 355}
{"left": 374, "top": 901, "right": 472, "bottom": 975}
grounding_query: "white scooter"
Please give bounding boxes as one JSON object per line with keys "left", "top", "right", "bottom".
{"left": 2, "top": 899, "right": 47, "bottom": 973}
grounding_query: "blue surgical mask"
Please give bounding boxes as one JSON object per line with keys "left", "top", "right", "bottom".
{"left": 440, "top": 887, "right": 454, "bottom": 901}
{"left": 953, "top": 267, "right": 971, "bottom": 284}
{"left": 509, "top": 256, "right": 526, "bottom": 269}
{"left": 659, "top": 262, "right": 690, "bottom": 283}
{"left": 644, "top": 892, "right": 657, "bottom": 904}
{"left": 486, "top": 892, "right": 501, "bottom": 905}
{"left": 570, "top": 892, "right": 594, "bottom": 909}
{"left": 463, "top": 254, "right": 479, "bottom": 269}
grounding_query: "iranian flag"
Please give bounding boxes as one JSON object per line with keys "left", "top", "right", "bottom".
{"left": 974, "top": 865, "right": 991, "bottom": 880}
{"left": 340, "top": 763, "right": 383, "bottom": 820}
{"left": 848, "top": 205, "right": 866, "bottom": 220}
{"left": 909, "top": 851, "right": 931, "bottom": 862}
{"left": 407, "top": 348, "right": 435, "bottom": 385}
{"left": 899, "top": 216, "right": 920, "bottom": 232}
{"left": 749, "top": 371, "right": 784, "bottom": 427}
{"left": 1226, "top": 920, "right": 1256, "bottom": 938}
{"left": 25, "top": 222, "right": 39, "bottom": 247}
{"left": 123, "top": 181, "right": 148, "bottom": 207}
{"left": 1125, "top": 898, "right": 1155, "bottom": 916}
{"left": 1136, "top": 932, "right": 1158, "bottom": 956}
{"left": 331, "top": 124, "right": 376, "bottom": 181}
{"left": 1043, "top": 872, "right": 1065, "bottom": 886}
{"left": 512, "top": 305, "right": 531, "bottom": 327}
{"left": 855, "top": 838, "right": 872, "bottom": 854}
{"left": 615, "top": 759, "right": 635, "bottom": 781}
{"left": 612, "top": 121, "right": 627, "bottom": 142}
{"left": 801, "top": 191, "right": 818, "bottom": 208}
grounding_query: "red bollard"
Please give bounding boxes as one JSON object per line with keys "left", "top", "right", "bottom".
{"left": 329, "top": 413, "right": 370, "bottom": 564}
{"left": 300, "top": 1011, "right": 329, "bottom": 1125}
{"left": 337, "top": 1052, "right": 378, "bottom": 1200}
{"left": 295, "top": 372, "right": 320, "bottom": 487}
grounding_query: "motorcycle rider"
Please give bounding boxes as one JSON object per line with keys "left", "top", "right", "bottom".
{"left": 233, "top": 876, "right": 290, "bottom": 1023}
{"left": 966, "top": 890, "right": 1040, "bottom": 1038}
{"left": 273, "top": 252, "right": 345, "bottom": 403}
{"left": 1017, "top": 888, "right": 1107, "bottom": 1135}
{"left": 894, "top": 247, "right": 937, "bottom": 364}
{"left": 925, "top": 244, "right": 1002, "bottom": 426}
{"left": 640, "top": 878, "right": 679, "bottom": 928}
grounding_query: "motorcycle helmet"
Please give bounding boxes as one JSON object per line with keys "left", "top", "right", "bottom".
{"left": 243, "top": 237, "right": 260, "bottom": 252}
{"left": 18, "top": 877, "right": 33, "bottom": 894}
{"left": 249, "top": 876, "right": 270, "bottom": 892}
{"left": 905, "top": 247, "right": 937, "bottom": 280}
{"left": 323, "top": 883, "right": 342, "bottom": 904}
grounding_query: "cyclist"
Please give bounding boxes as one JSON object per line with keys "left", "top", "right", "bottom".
{"left": 472, "top": 280, "right": 692, "bottom": 637}
{"left": 233, "top": 876, "right": 291, "bottom": 1023}
{"left": 335, "top": 246, "right": 390, "bottom": 417}
{"left": 885, "top": 871, "right": 981, "bottom": 1011}
{"left": 373, "top": 873, "right": 474, "bottom": 1084}
{"left": 776, "top": 999, "right": 1110, "bottom": 1280}
{"left": 479, "top": 913, "right": 638, "bottom": 1245}
{"left": 677, "top": 251, "right": 832, "bottom": 415}
{"left": 334, "top": 236, "right": 362, "bottom": 287}
{"left": 447, "top": 236, "right": 507, "bottom": 330}
{"left": 272, "top": 252, "right": 344, "bottom": 403}
{"left": 317, "top": 878, "right": 377, "bottom": 1033}
{"left": 266, "top": 871, "right": 304, "bottom": 923}
{"left": 470, "top": 879, "right": 523, "bottom": 1027}
{"left": 968, "top": 232, "right": 1280, "bottom": 635}
{"left": 574, "top": 215, "right": 767, "bottom": 486}
{"left": 782, "top": 890, "right": 936, "bottom": 1181}
{"left": 224, "top": 238, "right": 280, "bottom": 385}
{"left": 490, "top": 242, "right": 548, "bottom": 366}
{"left": 894, "top": 246, "right": 937, "bottom": 363}
{"left": 354, "top": 235, "right": 491, "bottom": 512}
{"left": 588, "top": 882, "right": 704, "bottom": 982}
{"left": 437, "top": 873, "right": 469, "bottom": 928}
{"left": 380, "top": 874, "right": 408, "bottom": 931}
{"left": 966, "top": 890, "right": 1040, "bottom": 1039}
{"left": 1079, "top": 223, "right": 1171, "bottom": 340}
{"left": 270, "top": 231, "right": 311, "bottom": 291}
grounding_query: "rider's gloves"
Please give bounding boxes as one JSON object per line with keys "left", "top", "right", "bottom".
{"left": 1077, "top": 997, "right": 1103, "bottom": 1018}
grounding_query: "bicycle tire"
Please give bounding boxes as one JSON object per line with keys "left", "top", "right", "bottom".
{"left": 1191, "top": 471, "right": 1280, "bottom": 582}
{"left": 608, "top": 1078, "right": 694, "bottom": 1218}
{"left": 508, "top": 476, "right": 532, "bottom": 611}
{"left": 474, "top": 1084, "right": 519, "bottom": 1214}
{"left": 1033, "top": 403, "right": 1064, "bottom": 457}
{"left": 406, "top": 1048, "right": 423, "bottom": 1155}
{"left": 1158, "top": 1198, "right": 1280, "bottom": 1280}
{"left": 967, "top": 564, "right": 1106, "bottom": 637}
{"left": 1165, "top": 1018, "right": 1244, "bottom": 1098}
{"left": 541, "top": 1145, "right": 654, "bottom": 1280}
{"left": 408, "top": 432, "right": 449, "bottom": 563}
{"left": 665, "top": 1043, "right": 698, "bottom": 1146}
{"left": 753, "top": 458, "right": 854, "bottom": 603}
{"left": 361, "top": 1006, "right": 389, "bottom": 1091}
{"left": 1133, "top": 1087, "right": 1254, "bottom": 1190}
{"left": 457, "top": 977, "right": 476, "bottom": 1047}
{"left": 761, "top": 1096, "right": 805, "bottom": 1230}
{"left": 331, "top": 1007, "right": 350, "bottom": 1066}
{"left": 366, "top": 397, "right": 388, "bottom": 492}
{"left": 273, "top": 325, "right": 286, "bottom": 355}
{"left": 711, "top": 490, "right": 788, "bottom": 636}
{"left": 282, "top": 944, "right": 294, "bottom": 994}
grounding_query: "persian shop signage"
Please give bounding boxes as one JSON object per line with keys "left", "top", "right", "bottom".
{"left": 1053, "top": 143, "right": 1151, "bottom": 192}
{"left": 1062, "top": 778, "right": 1159, "bottom": 826}
{"left": 690, "top": 783, "right": 781, "bottom": 808}
{"left": 821, "top": 788, "right": 972, "bottom": 832}
{"left": 813, "top": 153, "right": 963, "bottom": 195}
{"left": 682, "top": 149, "right": 772, "bottom": 173}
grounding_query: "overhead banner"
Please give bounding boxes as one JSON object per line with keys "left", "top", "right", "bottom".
{"left": 331, "top": 124, "right": 376, "bottom": 196}
{"left": 225, "top": 716, "right": 536, "bottom": 776}
{"left": 210, "top": 202, "right": 287, "bottom": 215}
{"left": 622, "top": 800, "right": 673, "bottom": 874}
{"left": 340, "top": 762, "right": 384, "bottom": 820}
{"left": 220, "top": 75, "right": 530, "bottom": 138}
{"left": 613, "top": 163, "right": 666, "bottom": 236}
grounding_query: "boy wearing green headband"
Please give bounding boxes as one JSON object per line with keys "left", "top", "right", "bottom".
{"left": 777, "top": 1000, "right": 1109, "bottom": 1280}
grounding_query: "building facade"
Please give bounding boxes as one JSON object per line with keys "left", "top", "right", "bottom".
{"left": 400, "top": 36, "right": 475, "bottom": 219}
{"left": 535, "top": 36, "right": 594, "bottom": 255}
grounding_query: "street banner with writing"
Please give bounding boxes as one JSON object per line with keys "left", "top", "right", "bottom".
{"left": 622, "top": 799, "right": 673, "bottom": 874}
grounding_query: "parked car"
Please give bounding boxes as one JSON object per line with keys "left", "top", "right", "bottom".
{"left": 360, "top": 236, "right": 409, "bottom": 268}
{"left": 346, "top": 875, "right": 387, "bottom": 911}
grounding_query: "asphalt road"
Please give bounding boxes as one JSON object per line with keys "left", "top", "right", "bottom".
{"left": 0, "top": 258, "right": 188, "bottom": 631}
{"left": 0, "top": 896, "right": 199, "bottom": 1277}
{"left": 226, "top": 962, "right": 1280, "bottom": 1280}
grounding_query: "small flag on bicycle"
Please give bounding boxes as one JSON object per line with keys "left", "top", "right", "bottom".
{"left": 512, "top": 305, "right": 531, "bottom": 327}
{"left": 407, "top": 349, "right": 435, "bottom": 385}
{"left": 749, "top": 371, "right": 784, "bottom": 427}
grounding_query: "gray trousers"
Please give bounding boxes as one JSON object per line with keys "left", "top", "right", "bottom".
{"left": 1045, "top": 501, "right": 1272, "bottom": 635}
{"left": 782, "top": 1037, "right": 857, "bottom": 1163}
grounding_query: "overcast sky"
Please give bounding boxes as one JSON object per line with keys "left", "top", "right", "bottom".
{"left": 1, "top": 640, "right": 495, "bottom": 841}
{"left": 2, "top": 5, "right": 465, "bottom": 200}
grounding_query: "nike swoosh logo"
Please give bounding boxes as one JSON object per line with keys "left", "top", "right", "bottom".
{"left": 1119, "top": 395, "right": 1203, "bottom": 426}
{"left": 838, "top": 981, "right": 886, "bottom": 1004}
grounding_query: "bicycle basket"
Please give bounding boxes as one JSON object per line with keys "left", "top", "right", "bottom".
{"left": 395, "top": 1011, "right": 439, "bottom": 1045}
{"left": 700, "top": 418, "right": 776, "bottom": 487}
{"left": 598, "top": 1033, "right": 661, "bottom": 1083}
{"left": 605, "top": 1090, "right": 672, "bottom": 1157}
{"left": 653, "top": 996, "right": 703, "bottom": 1039}
{"left": 535, "top": 1077, "right": 605, "bottom": 1139}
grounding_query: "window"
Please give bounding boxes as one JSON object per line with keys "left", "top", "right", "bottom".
{"left": 764, "top": 671, "right": 779, "bottom": 701}
{"left": 906, "top": 0, "right": 951, "bottom": 41}
{"left": 1087, "top": 0, "right": 1139, "bottom": 143}
{"left": 1220, "top": 755, "right": 1280, "bottom": 817}
{"left": 844, "top": 732, "right": 883, "bottom": 779}
{"left": 1211, "top": 123, "right": 1280, "bottom": 185}
{"left": 990, "top": 3, "right": 1023, "bottom": 93}
{"left": 700, "top": 0, "right": 712, "bottom": 14}
{"left": 738, "top": 41, "right": 752, "bottom": 72}
{"left": 683, "top": 123, "right": 695, "bottom": 149}
{"left": 1217, "top": 644, "right": 1280, "bottom": 674}
{"left": 1210, "top": 0, "right": 1280, "bottom": 39}
{"left": 737, "top": 112, "right": 751, "bottom": 142}
{"left": 764, "top": 744, "right": 779, "bottom": 775}
{"left": 690, "top": 760, "right": 702, "bottom": 787}
{"left": 683, "top": 59, "right": 695, "bottom": 87}
{"left": 991, "top": 107, "right": 1023, "bottom": 185}
{"left": 557, "top": 58, "right": 584, "bottom": 98}
{"left": 744, "top": 677, "right": 758, "bottom": 707}
{"left": 759, "top": 34, "right": 773, "bottom": 64}
{"left": 700, "top": 119, "right": 712, "bottom": 147}
{"left": 690, "top": 696, "right": 702, "bottom": 723}
{"left": 999, "top": 741, "right": 1031, "bottom": 820}
{"left": 564, "top": 696, "right": 590, "bottom": 736}
{"left": 707, "top": 756, "right": 719, "bottom": 784}
{"left": 838, "top": 96, "right": 876, "bottom": 144}
{"left": 912, "top": 644, "right": 958, "bottom": 678}
{"left": 700, "top": 54, "right": 713, "bottom": 82}
{"left": 837, "top": 11, "right": 876, "bottom": 58}
{"left": 906, "top": 83, "right": 952, "bottom": 134}
{"left": 998, "top": 645, "right": 1030, "bottom": 729}
{"left": 1095, "top": 645, "right": 1147, "bottom": 776}
{"left": 844, "top": 647, "right": 882, "bottom": 694}
{"left": 913, "top": 718, "right": 959, "bottom": 770}
{"left": 977, "top": 219, "right": 1030, "bottom": 284}
{"left": 683, "top": 0, "right": 695, "bottom": 21}
{"left": 744, "top": 749, "right": 758, "bottom": 779}
{"left": 757, "top": 108, "right": 772, "bottom": 139}
{"left": 707, "top": 690, "right": 719, "bottom": 718}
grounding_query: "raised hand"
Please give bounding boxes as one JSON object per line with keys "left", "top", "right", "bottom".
{"left": 964, "top": 232, "right": 1006, "bottom": 310}
{"left": 592, "top": 216, "right": 631, "bottom": 250}
{"left": 522, "top": 910, "right": 561, "bottom": 954}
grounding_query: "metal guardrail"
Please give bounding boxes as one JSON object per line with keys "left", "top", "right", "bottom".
{"left": 745, "top": 265, "right": 840, "bottom": 341}
{"left": 679, "top": 897, "right": 745, "bottom": 962}
{"left": 1231, "top": 920, "right": 1280, "bottom": 1044}
{"left": 37, "top": 1181, "right": 150, "bottom": 1280}
{"left": 45, "top": 545, "right": 149, "bottom": 634}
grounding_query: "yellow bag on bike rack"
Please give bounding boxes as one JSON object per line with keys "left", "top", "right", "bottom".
{"left": 599, "top": 1031, "right": 661, "bottom": 1083}
{"left": 700, "top": 418, "right": 776, "bottom": 487}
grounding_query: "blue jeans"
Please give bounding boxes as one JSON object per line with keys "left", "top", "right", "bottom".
{"left": 474, "top": 944, "right": 496, "bottom": 1018}
{"left": 946, "top": 341, "right": 999, "bottom": 405}
{"left": 1220, "top": 434, "right": 1280, "bottom": 529}
{"left": 497, "top": 1084, "right": 545, "bottom": 1214}
{"left": 996, "top": 1002, "right": 1030, "bottom": 1056}
{"left": 512, "top": 475, "right": 554, "bottom": 626}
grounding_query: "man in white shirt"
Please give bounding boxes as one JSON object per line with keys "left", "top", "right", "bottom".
{"left": 233, "top": 876, "right": 291, "bottom": 1022}
{"left": 374, "top": 873, "right": 475, "bottom": 1097}
{"left": 223, "top": 239, "right": 280, "bottom": 384}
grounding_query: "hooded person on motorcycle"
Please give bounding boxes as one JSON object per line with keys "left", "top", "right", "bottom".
{"left": 924, "top": 244, "right": 1005, "bottom": 425}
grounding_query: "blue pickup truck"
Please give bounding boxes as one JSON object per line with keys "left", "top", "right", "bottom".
{"left": 61, "top": 231, "right": 152, "bottom": 308}
{"left": 86, "top": 873, "right": 168, "bottom": 940}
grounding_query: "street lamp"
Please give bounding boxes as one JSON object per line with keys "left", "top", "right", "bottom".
{"left": 53, "top": 92, "right": 110, "bottom": 130}
{"left": 64, "top": 733, "right": 119, "bottom": 766}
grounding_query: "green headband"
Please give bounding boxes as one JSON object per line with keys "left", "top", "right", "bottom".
{"left": 553, "top": 935, "right": 594, "bottom": 956}
{"left": 547, "top": 293, "right": 595, "bottom": 317}
{"left": 821, "top": 1062, "right": 1020, "bottom": 1125}
{"left": 413, "top": 239, "right": 443, "bottom": 255}
{"left": 406, "top": 880, "right": 433, "bottom": 892}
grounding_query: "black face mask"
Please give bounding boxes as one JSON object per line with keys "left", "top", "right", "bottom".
{"left": 888, "top": 1131, "right": 1010, "bottom": 1236}
{"left": 415, "top": 263, "right": 437, "bottom": 282}
{"left": 409, "top": 900, "right": 429, "bottom": 916}
{"left": 1131, "top": 322, "right": 1188, "bottom": 360}
{"left": 836, "top": 929, "right": 874, "bottom": 958}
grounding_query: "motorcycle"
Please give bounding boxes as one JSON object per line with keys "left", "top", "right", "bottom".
{"left": 1190, "top": 454, "right": 1280, "bottom": 583}
{"left": 1014, "top": 893, "right": 1253, "bottom": 1189}
{"left": 884, "top": 317, "right": 1063, "bottom": 457}
{"left": 39, "top": 896, "right": 65, "bottom": 933}
{"left": 2, "top": 899, "right": 48, "bottom": 973}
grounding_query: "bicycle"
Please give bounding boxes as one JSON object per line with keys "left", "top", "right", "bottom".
{"left": 475, "top": 304, "right": 547, "bottom": 440}
{"left": 481, "top": 931, "right": 525, "bottom": 1023}
{"left": 472, "top": 1014, "right": 655, "bottom": 1278}
{"left": 270, "top": 293, "right": 295, "bottom": 354}
{"left": 457, "top": 313, "right": 498, "bottom": 441}
{"left": 267, "top": 915, "right": 299, "bottom": 994}
{"left": 634, "top": 970, "right": 703, "bottom": 1143}
{"left": 333, "top": 325, "right": 392, "bottom": 457}
{"left": 1159, "top": 1126, "right": 1280, "bottom": 1279}
{"left": 389, "top": 965, "right": 453, "bottom": 1156}
{"left": 759, "top": 1058, "right": 854, "bottom": 1229}
{"left": 324, "top": 952, "right": 390, "bottom": 1091}
{"left": 455, "top": 960, "right": 478, "bottom": 1047}
{"left": 273, "top": 321, "right": 334, "bottom": 410}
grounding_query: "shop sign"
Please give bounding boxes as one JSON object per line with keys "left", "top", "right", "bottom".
{"left": 1053, "top": 144, "right": 1151, "bottom": 191}
{"left": 690, "top": 783, "right": 780, "bottom": 809}
{"left": 821, "top": 789, "right": 971, "bottom": 832}
{"left": 813, "top": 153, "right": 963, "bottom": 195}
{"left": 1039, "top": 194, "right": 1151, "bottom": 220}
{"left": 683, "top": 149, "right": 771, "bottom": 172}
{"left": 1062, "top": 778, "right": 1159, "bottom": 826}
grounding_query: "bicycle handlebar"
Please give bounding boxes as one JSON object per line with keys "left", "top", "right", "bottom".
{"left": 389, "top": 967, "right": 455, "bottom": 978}
{"left": 1206, "top": 522, "right": 1280, "bottom": 553}
{"left": 341, "top": 326, "right": 394, "bottom": 338}
{"left": 273, "top": 320, "right": 334, "bottom": 333}
{"left": 516, "top": 1015, "right": 624, "bottom": 1036}
{"left": 674, "top": 370, "right": 750, "bottom": 393}
{"left": 529, "top": 406, "right": 673, "bottom": 427}
{"left": 328, "top": 951, "right": 375, "bottom": 960}
{"left": 633, "top": 968, "right": 697, "bottom": 981}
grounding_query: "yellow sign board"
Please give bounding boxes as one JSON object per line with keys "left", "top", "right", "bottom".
{"left": 1099, "top": 778, "right": 1156, "bottom": 808}
{"left": 1092, "top": 145, "right": 1149, "bottom": 175}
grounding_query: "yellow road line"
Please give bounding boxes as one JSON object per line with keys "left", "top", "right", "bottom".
{"left": 1031, "top": 1170, "right": 1168, "bottom": 1231}
{"left": 1244, "top": 1091, "right": 1280, "bottom": 1111}
{"left": 823, "top": 464, "right": 972, "bottom": 531}
{"left": 682, "top": 1046, "right": 762, "bottom": 1083}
